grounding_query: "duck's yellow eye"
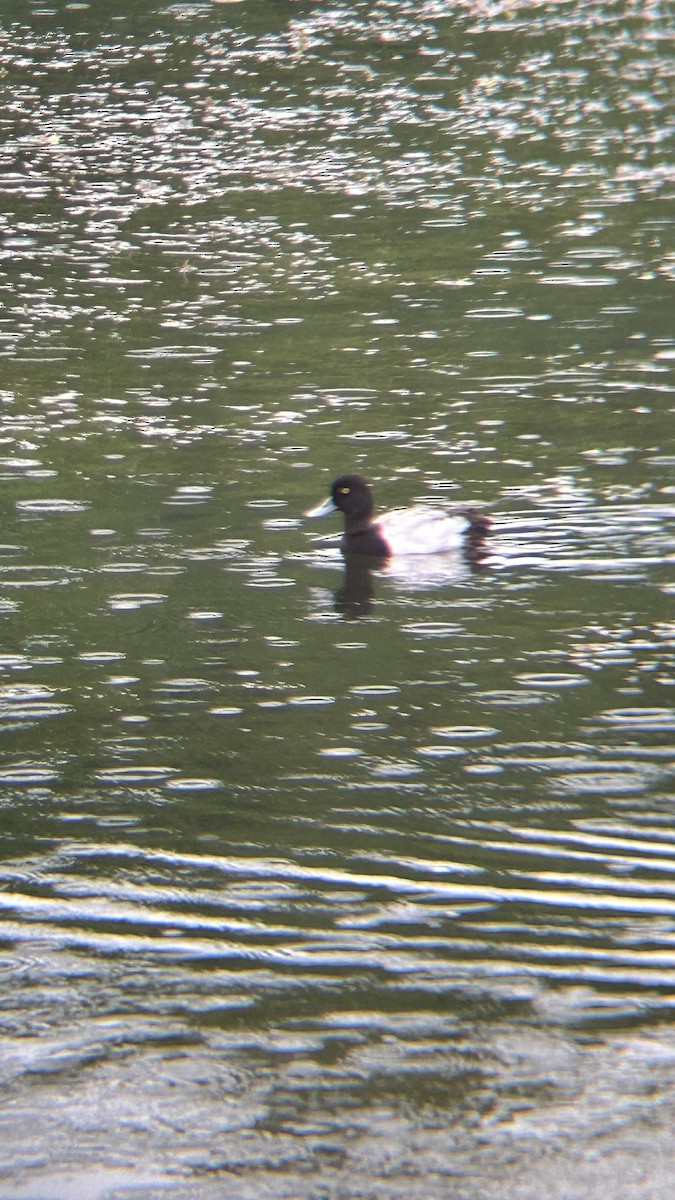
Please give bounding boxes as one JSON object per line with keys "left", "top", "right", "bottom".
{"left": 338, "top": 486, "right": 350, "bottom": 495}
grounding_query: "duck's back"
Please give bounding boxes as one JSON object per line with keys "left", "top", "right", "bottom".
{"left": 374, "top": 506, "right": 477, "bottom": 556}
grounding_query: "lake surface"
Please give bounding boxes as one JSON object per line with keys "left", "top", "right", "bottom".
{"left": 0, "top": 1, "right": 674, "bottom": 1196}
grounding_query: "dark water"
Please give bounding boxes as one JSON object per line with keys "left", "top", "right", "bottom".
{"left": 0, "top": 1, "right": 674, "bottom": 1196}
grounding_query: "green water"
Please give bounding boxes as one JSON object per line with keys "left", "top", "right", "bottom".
{"left": 0, "top": 1, "right": 673, "bottom": 1196}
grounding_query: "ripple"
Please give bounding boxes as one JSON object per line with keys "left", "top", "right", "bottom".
{"left": 155, "top": 677, "right": 217, "bottom": 692}
{"left": 539, "top": 274, "right": 618, "bottom": 287}
{"left": 126, "top": 344, "right": 222, "bottom": 361}
{"left": 100, "top": 563, "right": 150, "bottom": 575}
{"left": 163, "top": 492, "right": 212, "bottom": 509}
{"left": 108, "top": 593, "right": 168, "bottom": 611}
{"left": 262, "top": 519, "right": 300, "bottom": 530}
{"left": 1, "top": 567, "right": 79, "bottom": 589}
{"left": 464, "top": 763, "right": 505, "bottom": 776}
{"left": 0, "top": 457, "right": 43, "bottom": 470}
{"left": 0, "top": 684, "right": 72, "bottom": 726}
{"left": 368, "top": 759, "right": 423, "bottom": 778}
{"left": 476, "top": 689, "right": 556, "bottom": 708}
{"left": 552, "top": 771, "right": 652, "bottom": 796}
{"left": 0, "top": 766, "right": 59, "bottom": 784}
{"left": 318, "top": 388, "right": 378, "bottom": 405}
{"left": 416, "top": 745, "right": 466, "bottom": 758}
{"left": 61, "top": 844, "right": 675, "bottom": 926}
{"left": 516, "top": 672, "right": 590, "bottom": 689}
{"left": 164, "top": 777, "right": 223, "bottom": 792}
{"left": 318, "top": 747, "right": 362, "bottom": 758}
{"left": 0, "top": 702, "right": 73, "bottom": 725}
{"left": 78, "top": 651, "right": 127, "bottom": 663}
{"left": 0, "top": 684, "right": 56, "bottom": 703}
{"left": 402, "top": 622, "right": 464, "bottom": 638}
{"left": 430, "top": 725, "right": 500, "bottom": 740}
{"left": 598, "top": 708, "right": 674, "bottom": 732}
{"left": 247, "top": 576, "right": 296, "bottom": 589}
{"left": 465, "top": 306, "right": 524, "bottom": 319}
{"left": 340, "top": 430, "right": 409, "bottom": 442}
{"left": 348, "top": 685, "right": 401, "bottom": 697}
{"left": 94, "top": 767, "right": 179, "bottom": 784}
{"left": 15, "top": 498, "right": 91, "bottom": 514}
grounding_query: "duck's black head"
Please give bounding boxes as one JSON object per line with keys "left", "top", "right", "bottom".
{"left": 330, "top": 474, "right": 374, "bottom": 523}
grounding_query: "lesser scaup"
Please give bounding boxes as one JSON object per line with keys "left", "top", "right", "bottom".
{"left": 305, "top": 474, "right": 490, "bottom": 559}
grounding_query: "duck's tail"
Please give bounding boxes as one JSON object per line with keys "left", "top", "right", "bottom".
{"left": 462, "top": 509, "right": 491, "bottom": 567}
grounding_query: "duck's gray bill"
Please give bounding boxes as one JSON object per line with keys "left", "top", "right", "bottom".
{"left": 304, "top": 496, "right": 337, "bottom": 518}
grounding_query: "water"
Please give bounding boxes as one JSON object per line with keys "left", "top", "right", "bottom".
{"left": 0, "top": 1, "right": 674, "bottom": 1196}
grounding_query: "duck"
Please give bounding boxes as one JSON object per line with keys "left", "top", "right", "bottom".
{"left": 305, "top": 474, "right": 490, "bottom": 559}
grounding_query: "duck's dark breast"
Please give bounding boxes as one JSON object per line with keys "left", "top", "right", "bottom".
{"left": 342, "top": 525, "right": 391, "bottom": 557}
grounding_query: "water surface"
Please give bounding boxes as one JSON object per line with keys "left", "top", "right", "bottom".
{"left": 0, "top": 1, "right": 674, "bottom": 1196}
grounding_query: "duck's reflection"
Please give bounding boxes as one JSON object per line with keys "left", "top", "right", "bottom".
{"left": 333, "top": 548, "right": 488, "bottom": 618}
{"left": 334, "top": 555, "right": 377, "bottom": 618}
